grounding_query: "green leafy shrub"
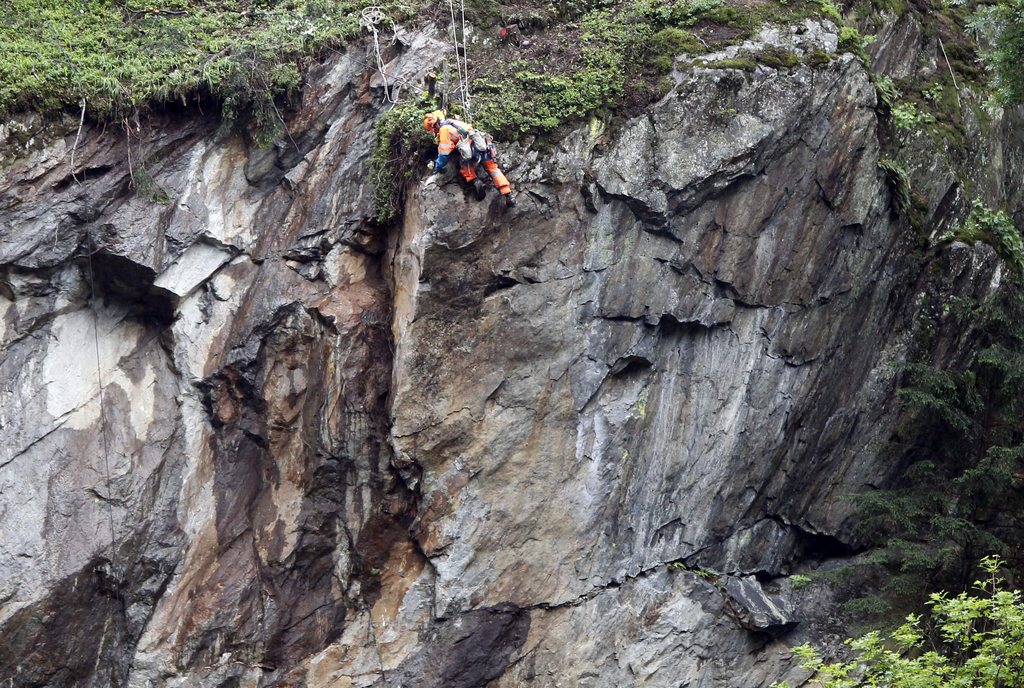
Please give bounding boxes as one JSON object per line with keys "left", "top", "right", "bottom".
{"left": 940, "top": 198, "right": 1024, "bottom": 275}
{"left": 474, "top": 64, "right": 623, "bottom": 135}
{"left": 833, "top": 23, "right": 874, "bottom": 63}
{"left": 701, "top": 5, "right": 747, "bottom": 27}
{"left": 634, "top": 0, "right": 726, "bottom": 27}
{"left": 369, "top": 95, "right": 437, "bottom": 223}
{"left": 874, "top": 75, "right": 901, "bottom": 109}
{"left": 790, "top": 574, "right": 814, "bottom": 590}
{"left": 773, "top": 557, "right": 1024, "bottom": 688}
{"left": 838, "top": 25, "right": 868, "bottom": 52}
{"left": 922, "top": 82, "right": 945, "bottom": 103}
{"left": 648, "top": 27, "right": 704, "bottom": 69}
{"left": 891, "top": 101, "right": 936, "bottom": 129}
{"left": 818, "top": 0, "right": 843, "bottom": 22}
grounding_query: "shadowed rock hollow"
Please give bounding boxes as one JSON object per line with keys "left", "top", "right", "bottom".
{"left": 0, "top": 18, "right": 1020, "bottom": 688}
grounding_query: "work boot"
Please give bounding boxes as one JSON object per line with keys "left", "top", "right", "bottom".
{"left": 503, "top": 193, "right": 516, "bottom": 208}
{"left": 473, "top": 179, "right": 487, "bottom": 200}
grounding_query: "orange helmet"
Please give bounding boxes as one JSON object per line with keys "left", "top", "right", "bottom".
{"left": 423, "top": 110, "right": 445, "bottom": 132}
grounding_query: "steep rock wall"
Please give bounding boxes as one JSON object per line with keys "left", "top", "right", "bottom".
{"left": 0, "top": 20, "right": 1019, "bottom": 688}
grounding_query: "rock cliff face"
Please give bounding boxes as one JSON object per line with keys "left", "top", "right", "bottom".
{"left": 0, "top": 19, "right": 1020, "bottom": 688}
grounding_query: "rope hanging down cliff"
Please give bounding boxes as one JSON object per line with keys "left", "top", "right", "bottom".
{"left": 360, "top": 6, "right": 400, "bottom": 104}
{"left": 85, "top": 239, "right": 116, "bottom": 568}
{"left": 447, "top": 0, "right": 473, "bottom": 121}
{"left": 358, "top": 2, "right": 472, "bottom": 116}
{"left": 84, "top": 233, "right": 128, "bottom": 622}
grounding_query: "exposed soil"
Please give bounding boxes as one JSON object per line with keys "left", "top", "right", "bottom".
{"left": 692, "top": 21, "right": 750, "bottom": 45}
{"left": 456, "top": 0, "right": 763, "bottom": 124}
{"left": 465, "top": 15, "right": 587, "bottom": 85}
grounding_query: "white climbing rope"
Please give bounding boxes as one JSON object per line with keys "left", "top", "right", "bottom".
{"left": 446, "top": 0, "right": 472, "bottom": 122}
{"left": 459, "top": 0, "right": 472, "bottom": 122}
{"left": 446, "top": 0, "right": 465, "bottom": 107}
{"left": 360, "top": 6, "right": 399, "bottom": 104}
{"left": 84, "top": 231, "right": 124, "bottom": 606}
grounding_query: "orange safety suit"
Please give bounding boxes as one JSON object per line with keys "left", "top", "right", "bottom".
{"left": 432, "top": 118, "right": 512, "bottom": 197}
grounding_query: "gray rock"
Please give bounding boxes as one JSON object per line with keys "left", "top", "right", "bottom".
{"left": 723, "top": 576, "right": 796, "bottom": 633}
{"left": 152, "top": 241, "right": 234, "bottom": 299}
{"left": 0, "top": 18, "right": 1020, "bottom": 688}
{"left": 867, "top": 13, "right": 924, "bottom": 81}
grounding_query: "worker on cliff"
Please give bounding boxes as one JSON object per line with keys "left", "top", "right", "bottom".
{"left": 423, "top": 110, "right": 516, "bottom": 208}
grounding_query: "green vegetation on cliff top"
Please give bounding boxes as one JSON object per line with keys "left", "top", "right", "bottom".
{"left": 2, "top": 0, "right": 1021, "bottom": 145}
{"left": 457, "top": 0, "right": 868, "bottom": 136}
{"left": 0, "top": 0, "right": 412, "bottom": 136}
{"left": 0, "top": 0, "right": 843, "bottom": 130}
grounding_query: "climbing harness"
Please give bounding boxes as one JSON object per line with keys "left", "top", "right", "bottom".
{"left": 423, "top": 3, "right": 518, "bottom": 207}
{"left": 444, "top": 117, "right": 473, "bottom": 138}
{"left": 360, "top": 6, "right": 400, "bottom": 104}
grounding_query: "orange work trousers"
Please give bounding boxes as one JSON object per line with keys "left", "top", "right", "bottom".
{"left": 460, "top": 159, "right": 511, "bottom": 196}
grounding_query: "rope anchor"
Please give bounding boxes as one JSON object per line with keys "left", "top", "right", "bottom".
{"left": 359, "top": 6, "right": 390, "bottom": 28}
